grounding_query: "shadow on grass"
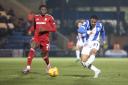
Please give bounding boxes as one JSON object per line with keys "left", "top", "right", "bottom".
{"left": 19, "top": 70, "right": 47, "bottom": 77}
{"left": 61, "top": 74, "right": 91, "bottom": 78}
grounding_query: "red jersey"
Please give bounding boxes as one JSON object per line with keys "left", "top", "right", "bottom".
{"left": 29, "top": 14, "right": 56, "bottom": 42}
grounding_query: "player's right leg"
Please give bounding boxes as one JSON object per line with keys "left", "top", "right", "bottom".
{"left": 85, "top": 55, "right": 101, "bottom": 78}
{"left": 23, "top": 48, "right": 35, "bottom": 74}
{"left": 23, "top": 41, "right": 37, "bottom": 74}
{"left": 89, "top": 42, "right": 101, "bottom": 78}
{"left": 80, "top": 45, "right": 91, "bottom": 68}
{"left": 80, "top": 45, "right": 101, "bottom": 78}
{"left": 93, "top": 67, "right": 101, "bottom": 78}
{"left": 80, "top": 45, "right": 91, "bottom": 62}
{"left": 81, "top": 56, "right": 101, "bottom": 78}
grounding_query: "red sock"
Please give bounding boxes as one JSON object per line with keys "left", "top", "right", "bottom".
{"left": 27, "top": 48, "right": 35, "bottom": 65}
{"left": 43, "top": 56, "right": 49, "bottom": 65}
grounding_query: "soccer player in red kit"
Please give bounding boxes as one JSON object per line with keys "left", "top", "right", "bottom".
{"left": 23, "top": 4, "right": 56, "bottom": 74}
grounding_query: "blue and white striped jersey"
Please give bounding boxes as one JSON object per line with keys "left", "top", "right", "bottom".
{"left": 77, "top": 20, "right": 106, "bottom": 42}
{"left": 77, "top": 32, "right": 86, "bottom": 43}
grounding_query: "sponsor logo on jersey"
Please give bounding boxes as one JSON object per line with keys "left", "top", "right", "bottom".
{"left": 36, "top": 22, "right": 46, "bottom": 24}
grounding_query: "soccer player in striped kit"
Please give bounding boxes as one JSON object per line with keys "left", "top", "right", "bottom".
{"left": 74, "top": 19, "right": 86, "bottom": 61}
{"left": 78, "top": 15, "right": 106, "bottom": 78}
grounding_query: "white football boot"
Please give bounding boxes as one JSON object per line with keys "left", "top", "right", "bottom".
{"left": 22, "top": 66, "right": 31, "bottom": 74}
{"left": 94, "top": 70, "right": 101, "bottom": 78}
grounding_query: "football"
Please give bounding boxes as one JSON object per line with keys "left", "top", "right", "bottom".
{"left": 48, "top": 67, "right": 59, "bottom": 77}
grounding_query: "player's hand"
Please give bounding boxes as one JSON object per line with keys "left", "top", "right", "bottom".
{"left": 28, "top": 31, "right": 32, "bottom": 35}
{"left": 101, "top": 41, "right": 107, "bottom": 48}
{"left": 39, "top": 28, "right": 47, "bottom": 32}
{"left": 103, "top": 41, "right": 106, "bottom": 45}
{"left": 72, "top": 46, "right": 81, "bottom": 51}
{"left": 87, "top": 31, "right": 93, "bottom": 35}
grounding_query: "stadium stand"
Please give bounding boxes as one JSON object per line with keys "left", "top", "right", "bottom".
{"left": 0, "top": 0, "right": 127, "bottom": 57}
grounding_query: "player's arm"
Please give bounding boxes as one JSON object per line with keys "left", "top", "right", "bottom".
{"left": 72, "top": 27, "right": 86, "bottom": 51}
{"left": 48, "top": 16, "right": 56, "bottom": 32}
{"left": 40, "top": 16, "right": 56, "bottom": 32}
{"left": 77, "top": 20, "right": 90, "bottom": 35}
{"left": 77, "top": 26, "right": 87, "bottom": 34}
{"left": 28, "top": 18, "right": 36, "bottom": 35}
{"left": 72, "top": 46, "right": 82, "bottom": 51}
{"left": 28, "top": 26, "right": 34, "bottom": 35}
{"left": 100, "top": 25, "right": 106, "bottom": 44}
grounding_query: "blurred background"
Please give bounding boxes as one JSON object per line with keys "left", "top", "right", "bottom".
{"left": 0, "top": 0, "right": 128, "bottom": 58}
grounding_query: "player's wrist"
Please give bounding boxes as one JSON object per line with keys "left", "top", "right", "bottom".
{"left": 28, "top": 31, "right": 32, "bottom": 35}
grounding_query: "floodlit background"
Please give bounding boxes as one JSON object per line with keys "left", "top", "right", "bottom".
{"left": 0, "top": 1, "right": 128, "bottom": 85}
{"left": 0, "top": 0, "right": 128, "bottom": 57}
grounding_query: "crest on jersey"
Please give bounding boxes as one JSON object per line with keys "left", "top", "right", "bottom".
{"left": 44, "top": 18, "right": 47, "bottom": 21}
{"left": 36, "top": 18, "right": 39, "bottom": 21}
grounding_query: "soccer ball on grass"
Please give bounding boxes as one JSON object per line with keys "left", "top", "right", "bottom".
{"left": 48, "top": 67, "right": 59, "bottom": 77}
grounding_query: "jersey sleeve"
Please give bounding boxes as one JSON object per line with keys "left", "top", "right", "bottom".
{"left": 77, "top": 25, "right": 87, "bottom": 33}
{"left": 28, "top": 17, "right": 36, "bottom": 33}
{"left": 100, "top": 25, "right": 106, "bottom": 42}
{"left": 28, "top": 25, "right": 34, "bottom": 32}
{"left": 47, "top": 15, "right": 56, "bottom": 32}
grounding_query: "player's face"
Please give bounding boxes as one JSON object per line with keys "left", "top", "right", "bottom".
{"left": 90, "top": 18, "right": 97, "bottom": 27}
{"left": 40, "top": 7, "right": 47, "bottom": 15}
{"left": 77, "top": 22, "right": 82, "bottom": 28}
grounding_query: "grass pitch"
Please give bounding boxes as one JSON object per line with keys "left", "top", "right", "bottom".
{"left": 0, "top": 57, "right": 128, "bottom": 85}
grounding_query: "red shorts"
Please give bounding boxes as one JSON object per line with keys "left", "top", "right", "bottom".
{"left": 32, "top": 36, "right": 50, "bottom": 52}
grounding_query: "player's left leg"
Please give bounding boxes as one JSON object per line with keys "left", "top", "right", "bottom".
{"left": 75, "top": 40, "right": 84, "bottom": 61}
{"left": 43, "top": 52, "right": 51, "bottom": 73}
{"left": 76, "top": 48, "right": 81, "bottom": 61}
{"left": 41, "top": 42, "right": 51, "bottom": 73}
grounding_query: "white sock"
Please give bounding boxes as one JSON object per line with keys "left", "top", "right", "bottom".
{"left": 81, "top": 61, "right": 90, "bottom": 68}
{"left": 27, "top": 65, "right": 31, "bottom": 70}
{"left": 90, "top": 65, "right": 99, "bottom": 72}
{"left": 86, "top": 55, "right": 95, "bottom": 64}
{"left": 81, "top": 61, "right": 100, "bottom": 72}
{"left": 81, "top": 55, "right": 96, "bottom": 69}
{"left": 76, "top": 50, "right": 80, "bottom": 59}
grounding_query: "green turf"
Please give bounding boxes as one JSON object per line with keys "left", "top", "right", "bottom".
{"left": 0, "top": 57, "right": 128, "bottom": 85}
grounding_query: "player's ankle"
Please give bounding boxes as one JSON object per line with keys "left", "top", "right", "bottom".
{"left": 26, "top": 65, "right": 31, "bottom": 70}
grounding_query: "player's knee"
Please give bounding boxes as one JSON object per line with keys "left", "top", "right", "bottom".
{"left": 90, "top": 49, "right": 97, "bottom": 55}
{"left": 81, "top": 54, "right": 89, "bottom": 62}
{"left": 31, "top": 42, "right": 37, "bottom": 48}
{"left": 81, "top": 61, "right": 91, "bottom": 68}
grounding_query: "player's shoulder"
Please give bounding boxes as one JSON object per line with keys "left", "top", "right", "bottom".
{"left": 34, "top": 14, "right": 40, "bottom": 16}
{"left": 45, "top": 14, "right": 53, "bottom": 17}
{"left": 83, "top": 20, "right": 89, "bottom": 25}
{"left": 34, "top": 14, "right": 41, "bottom": 18}
{"left": 96, "top": 21, "right": 103, "bottom": 27}
{"left": 82, "top": 20, "right": 90, "bottom": 28}
{"left": 45, "top": 14, "right": 54, "bottom": 19}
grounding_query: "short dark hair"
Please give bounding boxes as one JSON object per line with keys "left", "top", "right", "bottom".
{"left": 90, "top": 15, "right": 99, "bottom": 20}
{"left": 39, "top": 4, "right": 47, "bottom": 10}
{"left": 75, "top": 19, "right": 85, "bottom": 26}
